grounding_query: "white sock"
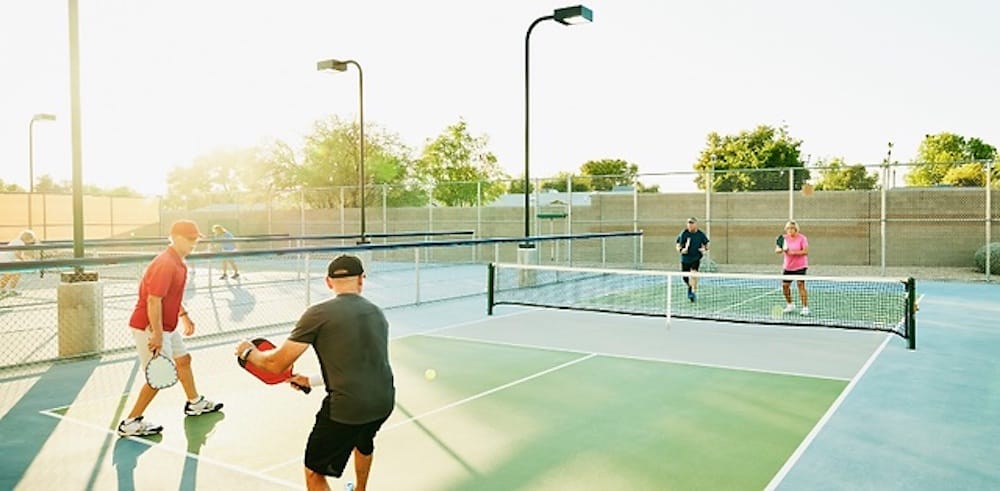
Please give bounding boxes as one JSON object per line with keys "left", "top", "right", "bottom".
{"left": 188, "top": 396, "right": 202, "bottom": 404}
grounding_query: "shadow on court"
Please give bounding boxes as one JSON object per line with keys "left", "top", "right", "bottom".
{"left": 0, "top": 359, "right": 100, "bottom": 489}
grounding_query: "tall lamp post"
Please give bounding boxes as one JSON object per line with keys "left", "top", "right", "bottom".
{"left": 317, "top": 58, "right": 369, "bottom": 244}
{"left": 523, "top": 5, "right": 593, "bottom": 247}
{"left": 28, "top": 113, "right": 57, "bottom": 230}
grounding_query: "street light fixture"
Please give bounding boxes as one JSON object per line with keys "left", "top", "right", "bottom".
{"left": 317, "top": 58, "right": 369, "bottom": 243}
{"left": 523, "top": 5, "right": 592, "bottom": 245}
{"left": 28, "top": 113, "right": 57, "bottom": 230}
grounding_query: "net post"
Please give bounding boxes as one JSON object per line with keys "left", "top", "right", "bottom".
{"left": 905, "top": 277, "right": 916, "bottom": 350}
{"left": 487, "top": 262, "right": 496, "bottom": 315}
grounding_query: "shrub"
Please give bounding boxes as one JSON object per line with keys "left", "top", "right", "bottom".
{"left": 974, "top": 242, "right": 1000, "bottom": 273}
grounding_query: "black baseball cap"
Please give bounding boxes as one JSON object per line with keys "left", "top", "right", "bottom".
{"left": 687, "top": 217, "right": 698, "bottom": 223}
{"left": 327, "top": 254, "right": 365, "bottom": 278}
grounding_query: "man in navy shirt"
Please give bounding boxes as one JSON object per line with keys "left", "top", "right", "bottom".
{"left": 675, "top": 217, "right": 710, "bottom": 302}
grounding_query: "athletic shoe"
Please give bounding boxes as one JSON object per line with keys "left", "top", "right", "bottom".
{"left": 231, "top": 273, "right": 240, "bottom": 279}
{"left": 688, "top": 290, "right": 696, "bottom": 302}
{"left": 184, "top": 396, "right": 223, "bottom": 416}
{"left": 800, "top": 307, "right": 810, "bottom": 316}
{"left": 117, "top": 416, "right": 163, "bottom": 437}
{"left": 219, "top": 274, "right": 228, "bottom": 280}
{"left": 782, "top": 304, "right": 796, "bottom": 313}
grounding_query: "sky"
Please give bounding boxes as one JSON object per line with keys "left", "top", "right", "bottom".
{"left": 1, "top": 0, "right": 998, "bottom": 196}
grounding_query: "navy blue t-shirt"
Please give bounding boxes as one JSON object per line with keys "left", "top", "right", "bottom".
{"left": 676, "top": 229, "right": 710, "bottom": 264}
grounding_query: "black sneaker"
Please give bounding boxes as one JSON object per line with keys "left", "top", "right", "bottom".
{"left": 231, "top": 273, "right": 240, "bottom": 279}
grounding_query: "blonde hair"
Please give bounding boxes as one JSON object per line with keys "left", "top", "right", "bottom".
{"left": 784, "top": 220, "right": 799, "bottom": 232}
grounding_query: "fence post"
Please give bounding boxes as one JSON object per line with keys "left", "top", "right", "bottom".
{"left": 987, "top": 160, "right": 993, "bottom": 282}
{"left": 567, "top": 174, "right": 573, "bottom": 265}
{"left": 788, "top": 168, "right": 795, "bottom": 220}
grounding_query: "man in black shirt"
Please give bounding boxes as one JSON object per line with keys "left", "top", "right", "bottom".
{"left": 675, "top": 217, "right": 710, "bottom": 302}
{"left": 236, "top": 254, "right": 395, "bottom": 491}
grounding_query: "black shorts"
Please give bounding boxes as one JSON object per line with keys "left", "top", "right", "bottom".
{"left": 782, "top": 268, "right": 807, "bottom": 283}
{"left": 304, "top": 411, "right": 390, "bottom": 477}
{"left": 681, "top": 260, "right": 701, "bottom": 272}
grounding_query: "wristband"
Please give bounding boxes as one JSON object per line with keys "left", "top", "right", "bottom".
{"left": 239, "top": 347, "right": 253, "bottom": 362}
{"left": 308, "top": 374, "right": 324, "bottom": 387}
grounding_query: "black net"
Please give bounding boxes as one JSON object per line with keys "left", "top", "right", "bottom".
{"left": 490, "top": 264, "right": 915, "bottom": 339}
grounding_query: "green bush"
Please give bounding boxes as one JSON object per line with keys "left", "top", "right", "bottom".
{"left": 974, "top": 242, "right": 1000, "bottom": 273}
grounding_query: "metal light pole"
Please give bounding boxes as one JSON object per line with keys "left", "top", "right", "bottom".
{"left": 523, "top": 5, "right": 593, "bottom": 246}
{"left": 317, "top": 58, "right": 368, "bottom": 243}
{"left": 28, "top": 113, "right": 57, "bottom": 230}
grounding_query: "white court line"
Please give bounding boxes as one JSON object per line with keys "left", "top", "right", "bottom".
{"left": 260, "top": 353, "right": 597, "bottom": 473}
{"left": 391, "top": 309, "right": 532, "bottom": 341}
{"left": 37, "top": 408, "right": 301, "bottom": 489}
{"left": 763, "top": 332, "right": 893, "bottom": 491}
{"left": 425, "top": 332, "right": 850, "bottom": 382}
{"left": 714, "top": 287, "right": 782, "bottom": 314}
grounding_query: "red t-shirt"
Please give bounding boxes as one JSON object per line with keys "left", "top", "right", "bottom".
{"left": 129, "top": 247, "right": 188, "bottom": 332}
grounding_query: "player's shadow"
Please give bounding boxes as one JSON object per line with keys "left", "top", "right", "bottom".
{"left": 179, "top": 411, "right": 226, "bottom": 490}
{"left": 226, "top": 282, "right": 256, "bottom": 322}
{"left": 113, "top": 433, "right": 163, "bottom": 491}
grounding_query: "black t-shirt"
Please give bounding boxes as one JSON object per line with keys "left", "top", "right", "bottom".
{"left": 289, "top": 293, "right": 395, "bottom": 424}
{"left": 676, "top": 229, "right": 710, "bottom": 264}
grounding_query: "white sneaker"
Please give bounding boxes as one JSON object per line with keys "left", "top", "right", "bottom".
{"left": 782, "top": 304, "right": 796, "bottom": 313}
{"left": 117, "top": 416, "right": 163, "bottom": 437}
{"left": 800, "top": 307, "right": 810, "bottom": 316}
{"left": 184, "top": 396, "right": 223, "bottom": 416}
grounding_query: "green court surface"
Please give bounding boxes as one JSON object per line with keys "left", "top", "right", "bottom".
{"left": 2, "top": 280, "right": 998, "bottom": 490}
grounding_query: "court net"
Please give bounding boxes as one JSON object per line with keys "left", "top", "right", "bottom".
{"left": 488, "top": 263, "right": 917, "bottom": 348}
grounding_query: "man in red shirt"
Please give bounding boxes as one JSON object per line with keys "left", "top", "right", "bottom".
{"left": 117, "top": 220, "right": 223, "bottom": 437}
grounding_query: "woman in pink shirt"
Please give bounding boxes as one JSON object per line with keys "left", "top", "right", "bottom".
{"left": 776, "top": 220, "right": 809, "bottom": 315}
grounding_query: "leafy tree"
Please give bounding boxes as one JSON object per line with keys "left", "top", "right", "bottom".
{"left": 163, "top": 147, "right": 263, "bottom": 209}
{"left": 541, "top": 171, "right": 591, "bottom": 192}
{"left": 33, "top": 175, "right": 71, "bottom": 194}
{"left": 637, "top": 181, "right": 661, "bottom": 193}
{"left": 28, "top": 174, "right": 140, "bottom": 197}
{"left": 508, "top": 177, "right": 534, "bottom": 194}
{"left": 813, "top": 157, "right": 879, "bottom": 191}
{"left": 906, "top": 133, "right": 997, "bottom": 187}
{"left": 0, "top": 179, "right": 25, "bottom": 192}
{"left": 414, "top": 120, "right": 508, "bottom": 206}
{"left": 693, "top": 125, "right": 808, "bottom": 191}
{"left": 580, "top": 159, "right": 639, "bottom": 191}
{"left": 297, "top": 116, "right": 414, "bottom": 208}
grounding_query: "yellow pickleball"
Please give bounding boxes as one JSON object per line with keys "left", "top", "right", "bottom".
{"left": 771, "top": 305, "right": 784, "bottom": 319}
{"left": 424, "top": 369, "right": 437, "bottom": 381}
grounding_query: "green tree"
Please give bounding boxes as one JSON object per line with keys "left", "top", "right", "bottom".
{"left": 297, "top": 116, "right": 415, "bottom": 208}
{"left": 163, "top": 147, "right": 263, "bottom": 209}
{"left": 813, "top": 157, "right": 879, "bottom": 191}
{"left": 693, "top": 125, "right": 808, "bottom": 191}
{"left": 33, "top": 175, "right": 71, "bottom": 194}
{"left": 0, "top": 179, "right": 25, "bottom": 192}
{"left": 580, "top": 159, "right": 639, "bottom": 191}
{"left": 541, "top": 172, "right": 592, "bottom": 192}
{"left": 414, "top": 120, "right": 508, "bottom": 206}
{"left": 508, "top": 177, "right": 534, "bottom": 194}
{"left": 906, "top": 133, "right": 997, "bottom": 187}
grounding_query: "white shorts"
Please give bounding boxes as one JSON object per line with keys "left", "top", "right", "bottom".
{"left": 130, "top": 327, "right": 188, "bottom": 366}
